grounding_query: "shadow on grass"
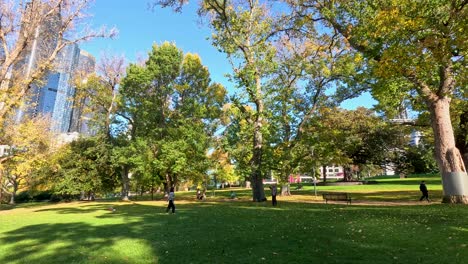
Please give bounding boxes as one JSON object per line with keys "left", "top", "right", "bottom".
{"left": 0, "top": 201, "right": 55, "bottom": 211}
{"left": 1, "top": 201, "right": 467, "bottom": 264}
{"left": 287, "top": 189, "right": 444, "bottom": 202}
{"left": 33, "top": 203, "right": 117, "bottom": 214}
{"left": 0, "top": 204, "right": 15, "bottom": 211}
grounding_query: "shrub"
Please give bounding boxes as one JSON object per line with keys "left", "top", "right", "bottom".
{"left": 49, "top": 194, "right": 62, "bottom": 203}
{"left": 33, "top": 191, "right": 53, "bottom": 201}
{"left": 49, "top": 193, "right": 80, "bottom": 203}
{"left": 14, "top": 191, "right": 33, "bottom": 203}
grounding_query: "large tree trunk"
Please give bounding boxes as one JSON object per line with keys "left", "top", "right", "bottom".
{"left": 343, "top": 166, "right": 353, "bottom": 182}
{"left": 251, "top": 169, "right": 265, "bottom": 202}
{"left": 250, "top": 131, "right": 266, "bottom": 201}
{"left": 165, "top": 173, "right": 174, "bottom": 192}
{"left": 9, "top": 180, "right": 18, "bottom": 205}
{"left": 249, "top": 70, "right": 266, "bottom": 202}
{"left": 280, "top": 168, "right": 292, "bottom": 196}
{"left": 281, "top": 182, "right": 291, "bottom": 196}
{"left": 9, "top": 193, "right": 15, "bottom": 205}
{"left": 250, "top": 108, "right": 266, "bottom": 202}
{"left": 429, "top": 98, "right": 468, "bottom": 203}
{"left": 120, "top": 165, "right": 130, "bottom": 201}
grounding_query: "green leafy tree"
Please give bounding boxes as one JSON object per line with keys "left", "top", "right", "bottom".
{"left": 404, "top": 144, "right": 438, "bottom": 174}
{"left": 222, "top": 106, "right": 254, "bottom": 185}
{"left": 209, "top": 147, "right": 238, "bottom": 188}
{"left": 46, "top": 136, "right": 119, "bottom": 200}
{"left": 156, "top": 0, "right": 289, "bottom": 201}
{"left": 301, "top": 107, "right": 402, "bottom": 181}
{"left": 291, "top": 0, "right": 468, "bottom": 203}
{"left": 266, "top": 20, "right": 365, "bottom": 193}
{"left": 118, "top": 42, "right": 226, "bottom": 197}
{"left": 66, "top": 53, "right": 127, "bottom": 199}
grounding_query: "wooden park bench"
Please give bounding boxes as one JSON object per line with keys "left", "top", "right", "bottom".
{"left": 322, "top": 192, "right": 352, "bottom": 205}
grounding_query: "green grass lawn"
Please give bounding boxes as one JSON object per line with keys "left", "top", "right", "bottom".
{"left": 1, "top": 175, "right": 467, "bottom": 264}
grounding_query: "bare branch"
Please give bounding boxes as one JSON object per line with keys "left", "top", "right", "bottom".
{"left": 0, "top": 0, "right": 116, "bottom": 124}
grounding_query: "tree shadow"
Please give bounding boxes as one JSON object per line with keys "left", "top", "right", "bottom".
{"left": 33, "top": 203, "right": 116, "bottom": 214}
{"left": 286, "top": 189, "right": 444, "bottom": 203}
{"left": 1, "top": 202, "right": 467, "bottom": 264}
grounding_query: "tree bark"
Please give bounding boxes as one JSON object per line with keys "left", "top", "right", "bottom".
{"left": 322, "top": 165, "right": 327, "bottom": 182}
{"left": 343, "top": 166, "right": 353, "bottom": 182}
{"left": 250, "top": 113, "right": 266, "bottom": 202}
{"left": 428, "top": 98, "right": 468, "bottom": 203}
{"left": 249, "top": 69, "right": 266, "bottom": 202}
{"left": 9, "top": 180, "right": 18, "bottom": 205}
{"left": 9, "top": 193, "right": 15, "bottom": 205}
{"left": 120, "top": 165, "right": 130, "bottom": 201}
{"left": 165, "top": 173, "right": 174, "bottom": 194}
{"left": 281, "top": 182, "right": 291, "bottom": 196}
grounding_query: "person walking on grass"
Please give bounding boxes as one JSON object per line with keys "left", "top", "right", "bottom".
{"left": 419, "top": 181, "right": 430, "bottom": 202}
{"left": 166, "top": 187, "right": 176, "bottom": 213}
{"left": 269, "top": 184, "right": 278, "bottom": 206}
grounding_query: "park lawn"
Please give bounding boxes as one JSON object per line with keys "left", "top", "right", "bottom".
{"left": 287, "top": 174, "right": 444, "bottom": 202}
{"left": 186, "top": 174, "right": 444, "bottom": 203}
{"left": 1, "top": 175, "right": 467, "bottom": 264}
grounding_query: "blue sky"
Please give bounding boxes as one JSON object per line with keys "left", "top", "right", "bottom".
{"left": 81, "top": 1, "right": 376, "bottom": 109}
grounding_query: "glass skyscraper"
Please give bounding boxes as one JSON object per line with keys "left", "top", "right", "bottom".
{"left": 36, "top": 43, "right": 81, "bottom": 133}
{"left": 69, "top": 50, "right": 96, "bottom": 135}
{"left": 16, "top": 2, "right": 96, "bottom": 135}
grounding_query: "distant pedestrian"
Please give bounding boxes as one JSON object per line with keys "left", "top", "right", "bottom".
{"left": 419, "top": 181, "right": 430, "bottom": 202}
{"left": 196, "top": 188, "right": 201, "bottom": 200}
{"left": 230, "top": 191, "right": 237, "bottom": 200}
{"left": 269, "top": 184, "right": 278, "bottom": 206}
{"left": 166, "top": 187, "right": 176, "bottom": 213}
{"left": 202, "top": 189, "right": 207, "bottom": 200}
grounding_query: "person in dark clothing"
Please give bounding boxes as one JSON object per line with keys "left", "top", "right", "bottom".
{"left": 269, "top": 184, "right": 278, "bottom": 206}
{"left": 166, "top": 187, "right": 176, "bottom": 213}
{"left": 419, "top": 181, "right": 430, "bottom": 202}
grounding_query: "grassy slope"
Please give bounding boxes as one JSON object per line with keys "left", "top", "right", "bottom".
{"left": 0, "top": 175, "right": 467, "bottom": 264}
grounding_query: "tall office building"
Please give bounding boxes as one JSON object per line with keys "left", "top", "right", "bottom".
{"left": 69, "top": 50, "right": 96, "bottom": 135}
{"left": 15, "top": 2, "right": 96, "bottom": 135}
{"left": 14, "top": 1, "right": 61, "bottom": 124}
{"left": 34, "top": 43, "right": 80, "bottom": 133}
{"left": 28, "top": 44, "right": 96, "bottom": 134}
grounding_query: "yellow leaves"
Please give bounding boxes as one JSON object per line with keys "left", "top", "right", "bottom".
{"left": 354, "top": 53, "right": 363, "bottom": 64}
{"left": 374, "top": 9, "right": 401, "bottom": 34}
{"left": 5, "top": 115, "right": 52, "bottom": 152}
{"left": 370, "top": 4, "right": 422, "bottom": 40}
{"left": 322, "top": 66, "right": 331, "bottom": 78}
